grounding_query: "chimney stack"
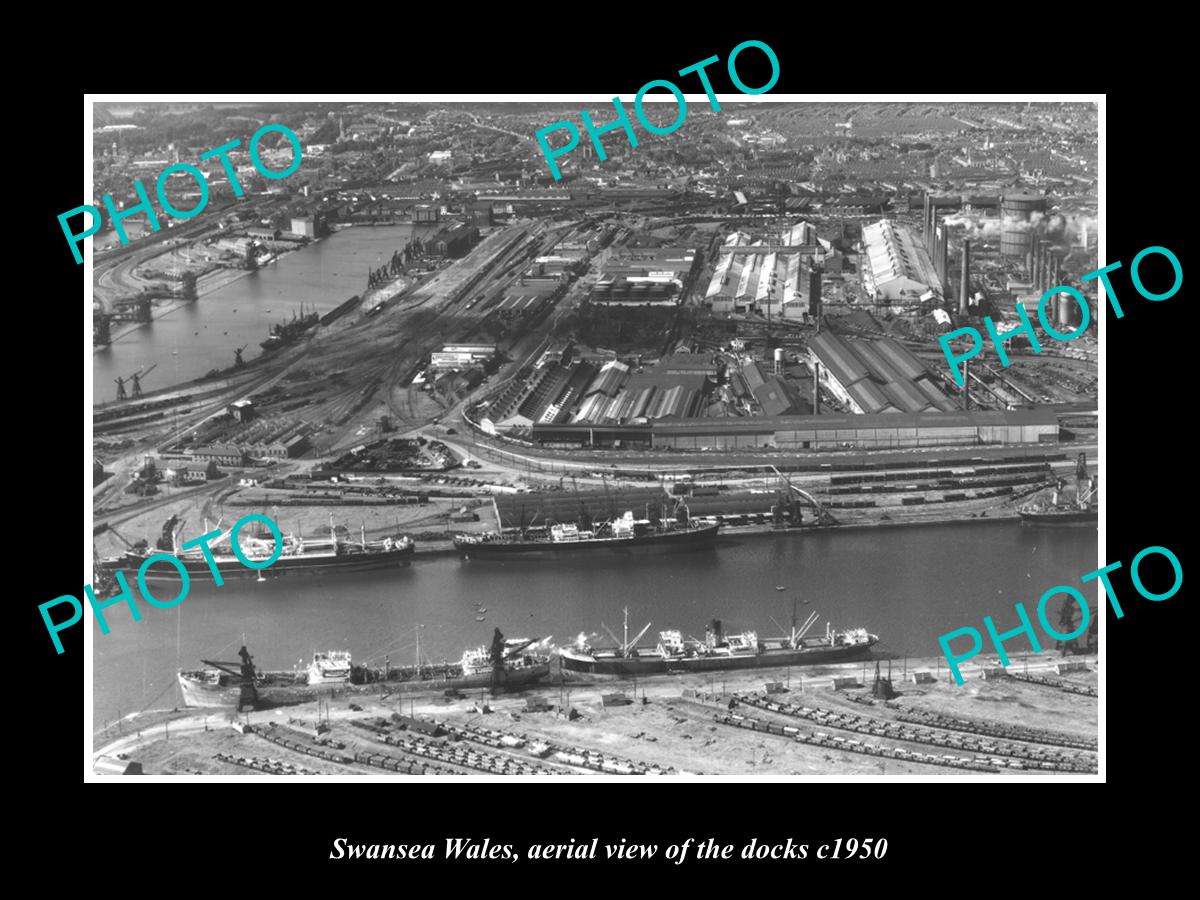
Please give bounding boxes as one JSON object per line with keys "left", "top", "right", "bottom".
{"left": 923, "top": 194, "right": 931, "bottom": 252}
{"left": 959, "top": 238, "right": 971, "bottom": 315}
{"left": 939, "top": 226, "right": 949, "bottom": 288}
{"left": 808, "top": 264, "right": 822, "bottom": 320}
{"left": 813, "top": 363, "right": 821, "bottom": 414}
{"left": 963, "top": 359, "right": 970, "bottom": 410}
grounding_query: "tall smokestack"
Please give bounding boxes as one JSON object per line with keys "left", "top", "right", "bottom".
{"left": 923, "top": 194, "right": 930, "bottom": 251}
{"left": 963, "top": 359, "right": 970, "bottom": 410}
{"left": 813, "top": 362, "right": 821, "bottom": 414}
{"left": 808, "top": 265, "right": 822, "bottom": 318}
{"left": 939, "top": 227, "right": 949, "bottom": 288}
{"left": 1040, "top": 240, "right": 1052, "bottom": 291}
{"left": 959, "top": 238, "right": 971, "bottom": 315}
{"left": 1033, "top": 240, "right": 1043, "bottom": 292}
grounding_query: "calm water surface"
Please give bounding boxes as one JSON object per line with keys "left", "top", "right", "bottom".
{"left": 92, "top": 522, "right": 1098, "bottom": 724}
{"left": 92, "top": 226, "right": 430, "bottom": 402}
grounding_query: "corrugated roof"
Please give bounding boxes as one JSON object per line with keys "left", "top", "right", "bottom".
{"left": 810, "top": 332, "right": 870, "bottom": 386}
{"left": 648, "top": 407, "right": 1060, "bottom": 433}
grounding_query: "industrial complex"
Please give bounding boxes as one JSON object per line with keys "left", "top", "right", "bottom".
{"left": 90, "top": 100, "right": 1098, "bottom": 779}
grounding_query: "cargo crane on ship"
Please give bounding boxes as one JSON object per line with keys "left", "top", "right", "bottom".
{"left": 601, "top": 608, "right": 654, "bottom": 662}
{"left": 198, "top": 647, "right": 261, "bottom": 711}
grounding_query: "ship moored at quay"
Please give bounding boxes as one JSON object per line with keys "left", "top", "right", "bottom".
{"left": 178, "top": 631, "right": 552, "bottom": 711}
{"left": 1018, "top": 475, "right": 1098, "bottom": 526}
{"left": 104, "top": 518, "right": 415, "bottom": 583}
{"left": 559, "top": 608, "right": 879, "bottom": 678}
{"left": 453, "top": 509, "right": 720, "bottom": 558}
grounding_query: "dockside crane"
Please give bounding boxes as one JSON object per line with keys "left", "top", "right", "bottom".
{"left": 770, "top": 465, "right": 838, "bottom": 526}
{"left": 234, "top": 345, "right": 248, "bottom": 367}
{"left": 117, "top": 364, "right": 158, "bottom": 401}
{"left": 198, "top": 646, "right": 260, "bottom": 711}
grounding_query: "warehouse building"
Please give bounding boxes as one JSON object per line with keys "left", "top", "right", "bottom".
{"left": 531, "top": 408, "right": 1059, "bottom": 449}
{"left": 807, "top": 331, "right": 957, "bottom": 415}
{"left": 860, "top": 219, "right": 941, "bottom": 302}
{"left": 430, "top": 343, "right": 496, "bottom": 371}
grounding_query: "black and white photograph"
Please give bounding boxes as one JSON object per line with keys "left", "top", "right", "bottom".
{"left": 78, "top": 93, "right": 1107, "bottom": 782}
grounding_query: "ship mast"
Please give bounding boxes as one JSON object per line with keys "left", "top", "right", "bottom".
{"left": 623, "top": 606, "right": 628, "bottom": 653}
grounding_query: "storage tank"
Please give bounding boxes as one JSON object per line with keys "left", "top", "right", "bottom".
{"left": 1000, "top": 191, "right": 1047, "bottom": 258}
{"left": 773, "top": 347, "right": 784, "bottom": 373}
{"left": 1056, "top": 291, "right": 1083, "bottom": 329}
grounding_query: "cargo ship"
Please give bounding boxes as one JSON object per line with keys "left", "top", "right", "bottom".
{"left": 1018, "top": 476, "right": 1098, "bottom": 526}
{"left": 559, "top": 607, "right": 878, "bottom": 678}
{"left": 178, "top": 631, "right": 551, "bottom": 711}
{"left": 454, "top": 509, "right": 720, "bottom": 558}
{"left": 106, "top": 518, "right": 414, "bottom": 583}
{"left": 260, "top": 305, "right": 320, "bottom": 354}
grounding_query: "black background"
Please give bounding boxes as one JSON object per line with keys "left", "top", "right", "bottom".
{"left": 26, "top": 28, "right": 1188, "bottom": 884}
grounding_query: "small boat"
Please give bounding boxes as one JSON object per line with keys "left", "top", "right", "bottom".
{"left": 475, "top": 615, "right": 486, "bottom": 622}
{"left": 775, "top": 586, "right": 786, "bottom": 592}
{"left": 477, "top": 607, "right": 488, "bottom": 613}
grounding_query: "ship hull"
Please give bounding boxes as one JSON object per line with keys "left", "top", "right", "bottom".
{"left": 668, "top": 641, "right": 877, "bottom": 672}
{"left": 455, "top": 523, "right": 720, "bottom": 558}
{"left": 1019, "top": 509, "right": 1098, "bottom": 526}
{"left": 558, "top": 651, "right": 668, "bottom": 677}
{"left": 560, "top": 640, "right": 877, "bottom": 678}
{"left": 119, "top": 545, "right": 414, "bottom": 583}
{"left": 177, "top": 663, "right": 549, "bottom": 709}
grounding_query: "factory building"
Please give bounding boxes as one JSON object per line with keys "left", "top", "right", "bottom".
{"left": 860, "top": 220, "right": 942, "bottom": 302}
{"left": 807, "top": 332, "right": 957, "bottom": 415}
{"left": 493, "top": 293, "right": 553, "bottom": 320}
{"left": 588, "top": 244, "right": 696, "bottom": 306}
{"left": 589, "top": 277, "right": 679, "bottom": 305}
{"left": 413, "top": 204, "right": 440, "bottom": 223}
{"left": 429, "top": 343, "right": 496, "bottom": 371}
{"left": 290, "top": 216, "right": 316, "bottom": 238}
{"left": 740, "top": 360, "right": 802, "bottom": 416}
{"left": 427, "top": 222, "right": 479, "bottom": 258}
{"left": 531, "top": 408, "right": 1059, "bottom": 450}
{"left": 704, "top": 253, "right": 745, "bottom": 313}
{"left": 779, "top": 221, "right": 817, "bottom": 247}
{"left": 707, "top": 252, "right": 808, "bottom": 318}
{"left": 493, "top": 352, "right": 712, "bottom": 429}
